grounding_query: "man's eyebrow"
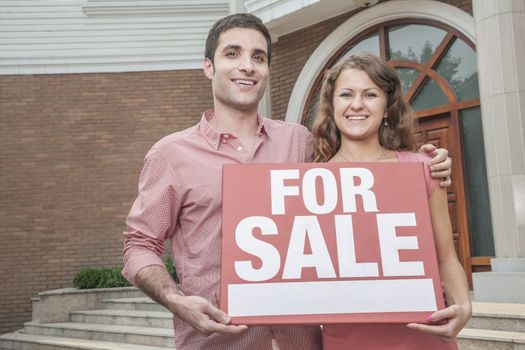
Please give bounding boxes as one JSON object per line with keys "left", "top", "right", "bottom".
{"left": 222, "top": 44, "right": 241, "bottom": 51}
{"left": 221, "top": 45, "right": 267, "bottom": 57}
{"left": 253, "top": 48, "right": 267, "bottom": 57}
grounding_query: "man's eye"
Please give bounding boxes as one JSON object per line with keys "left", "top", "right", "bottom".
{"left": 226, "top": 51, "right": 238, "bottom": 57}
{"left": 253, "top": 55, "right": 265, "bottom": 62}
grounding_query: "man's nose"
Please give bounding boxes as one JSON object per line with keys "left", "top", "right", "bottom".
{"left": 239, "top": 54, "right": 255, "bottom": 73}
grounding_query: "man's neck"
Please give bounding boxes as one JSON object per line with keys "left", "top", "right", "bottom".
{"left": 211, "top": 105, "right": 259, "bottom": 150}
{"left": 211, "top": 108, "right": 258, "bottom": 139}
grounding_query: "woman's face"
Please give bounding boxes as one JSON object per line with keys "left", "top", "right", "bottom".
{"left": 332, "top": 68, "right": 388, "bottom": 143}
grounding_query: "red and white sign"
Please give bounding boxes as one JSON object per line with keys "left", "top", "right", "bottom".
{"left": 220, "top": 162, "right": 445, "bottom": 325}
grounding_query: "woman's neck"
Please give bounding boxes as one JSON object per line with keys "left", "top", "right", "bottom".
{"left": 336, "top": 138, "right": 387, "bottom": 162}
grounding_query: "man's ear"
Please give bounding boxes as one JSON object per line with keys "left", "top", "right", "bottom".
{"left": 203, "top": 58, "right": 214, "bottom": 79}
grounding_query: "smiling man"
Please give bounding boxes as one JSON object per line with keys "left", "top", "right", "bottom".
{"left": 121, "top": 13, "right": 451, "bottom": 350}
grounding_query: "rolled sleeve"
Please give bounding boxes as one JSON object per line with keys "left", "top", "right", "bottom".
{"left": 122, "top": 148, "right": 179, "bottom": 286}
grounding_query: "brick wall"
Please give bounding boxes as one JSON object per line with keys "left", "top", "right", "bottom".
{"left": 270, "top": 0, "right": 472, "bottom": 121}
{"left": 0, "top": 70, "right": 213, "bottom": 333}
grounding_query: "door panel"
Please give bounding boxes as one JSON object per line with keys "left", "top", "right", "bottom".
{"left": 414, "top": 113, "right": 473, "bottom": 286}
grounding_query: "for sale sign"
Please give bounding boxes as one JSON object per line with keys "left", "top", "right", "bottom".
{"left": 220, "top": 162, "right": 445, "bottom": 325}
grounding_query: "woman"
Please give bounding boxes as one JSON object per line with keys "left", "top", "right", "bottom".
{"left": 312, "top": 52, "right": 471, "bottom": 349}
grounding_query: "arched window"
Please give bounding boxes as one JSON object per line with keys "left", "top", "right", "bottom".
{"left": 303, "top": 19, "right": 494, "bottom": 281}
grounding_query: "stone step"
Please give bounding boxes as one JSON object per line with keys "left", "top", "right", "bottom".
{"left": 70, "top": 309, "right": 173, "bottom": 329}
{"left": 23, "top": 321, "right": 175, "bottom": 348}
{"left": 458, "top": 328, "right": 525, "bottom": 350}
{"left": 102, "top": 297, "right": 167, "bottom": 312}
{"left": 467, "top": 302, "right": 525, "bottom": 332}
{"left": 0, "top": 332, "right": 174, "bottom": 350}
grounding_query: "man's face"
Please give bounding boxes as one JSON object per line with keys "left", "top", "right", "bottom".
{"left": 204, "top": 27, "right": 269, "bottom": 114}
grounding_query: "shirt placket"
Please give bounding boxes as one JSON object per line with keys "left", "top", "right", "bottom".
{"left": 220, "top": 132, "right": 264, "bottom": 163}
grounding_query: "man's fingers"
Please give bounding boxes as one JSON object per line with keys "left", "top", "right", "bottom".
{"left": 419, "top": 143, "right": 437, "bottom": 154}
{"left": 205, "top": 303, "right": 230, "bottom": 325}
{"left": 439, "top": 177, "right": 452, "bottom": 188}
{"left": 211, "top": 323, "right": 248, "bottom": 335}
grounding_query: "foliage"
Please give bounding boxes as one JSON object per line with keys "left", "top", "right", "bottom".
{"left": 73, "top": 259, "right": 178, "bottom": 289}
{"left": 73, "top": 266, "right": 131, "bottom": 289}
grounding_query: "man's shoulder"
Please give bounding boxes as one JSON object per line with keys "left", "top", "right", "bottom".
{"left": 148, "top": 125, "right": 198, "bottom": 155}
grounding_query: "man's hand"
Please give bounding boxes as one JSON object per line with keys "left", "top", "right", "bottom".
{"left": 418, "top": 144, "right": 452, "bottom": 188}
{"left": 135, "top": 265, "right": 247, "bottom": 336}
{"left": 406, "top": 303, "right": 471, "bottom": 342}
{"left": 168, "top": 293, "right": 248, "bottom": 336}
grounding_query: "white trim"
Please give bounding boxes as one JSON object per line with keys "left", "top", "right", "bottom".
{"left": 245, "top": 0, "right": 378, "bottom": 39}
{"left": 82, "top": 1, "right": 228, "bottom": 17}
{"left": 285, "top": 0, "right": 476, "bottom": 123}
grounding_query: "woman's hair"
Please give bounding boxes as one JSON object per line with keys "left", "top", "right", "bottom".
{"left": 311, "top": 52, "right": 417, "bottom": 162}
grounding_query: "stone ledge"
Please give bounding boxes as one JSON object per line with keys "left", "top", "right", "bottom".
{"left": 32, "top": 287, "right": 145, "bottom": 324}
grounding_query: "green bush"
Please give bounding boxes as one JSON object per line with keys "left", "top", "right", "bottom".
{"left": 73, "top": 266, "right": 131, "bottom": 289}
{"left": 73, "top": 259, "right": 178, "bottom": 289}
{"left": 165, "top": 257, "right": 180, "bottom": 283}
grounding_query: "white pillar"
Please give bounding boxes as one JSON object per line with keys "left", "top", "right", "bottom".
{"left": 472, "top": 0, "right": 525, "bottom": 302}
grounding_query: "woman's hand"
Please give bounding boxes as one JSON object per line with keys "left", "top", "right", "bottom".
{"left": 406, "top": 303, "right": 472, "bottom": 342}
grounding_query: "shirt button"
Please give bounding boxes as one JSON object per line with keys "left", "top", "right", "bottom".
{"left": 223, "top": 134, "right": 229, "bottom": 139}
{"left": 237, "top": 146, "right": 244, "bottom": 151}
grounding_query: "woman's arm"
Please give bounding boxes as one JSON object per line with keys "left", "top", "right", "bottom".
{"left": 406, "top": 186, "right": 472, "bottom": 342}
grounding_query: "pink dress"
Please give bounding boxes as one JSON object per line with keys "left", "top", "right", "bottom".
{"left": 322, "top": 151, "right": 458, "bottom": 350}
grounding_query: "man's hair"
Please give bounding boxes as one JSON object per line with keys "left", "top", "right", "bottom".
{"left": 205, "top": 13, "right": 272, "bottom": 65}
{"left": 311, "top": 52, "right": 417, "bottom": 162}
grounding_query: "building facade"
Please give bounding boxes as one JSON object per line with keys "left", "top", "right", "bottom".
{"left": 1, "top": 0, "right": 524, "bottom": 334}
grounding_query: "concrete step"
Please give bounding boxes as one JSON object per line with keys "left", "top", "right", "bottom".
{"left": 102, "top": 297, "right": 167, "bottom": 312}
{"left": 0, "top": 332, "right": 174, "bottom": 350}
{"left": 70, "top": 309, "right": 173, "bottom": 329}
{"left": 23, "top": 322, "right": 175, "bottom": 348}
{"left": 467, "top": 302, "right": 525, "bottom": 332}
{"left": 458, "top": 328, "right": 525, "bottom": 350}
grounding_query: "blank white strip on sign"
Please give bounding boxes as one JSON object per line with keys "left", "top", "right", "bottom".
{"left": 228, "top": 279, "right": 437, "bottom": 316}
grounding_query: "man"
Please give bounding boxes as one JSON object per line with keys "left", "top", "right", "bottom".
{"left": 122, "top": 13, "right": 452, "bottom": 350}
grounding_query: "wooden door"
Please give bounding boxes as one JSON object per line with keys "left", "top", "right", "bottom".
{"left": 414, "top": 112, "right": 473, "bottom": 285}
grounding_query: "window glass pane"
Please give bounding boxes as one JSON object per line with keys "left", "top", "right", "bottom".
{"left": 460, "top": 107, "right": 494, "bottom": 256}
{"left": 337, "top": 33, "right": 380, "bottom": 63}
{"left": 436, "top": 39, "right": 479, "bottom": 101}
{"left": 388, "top": 24, "right": 447, "bottom": 64}
{"left": 396, "top": 67, "right": 419, "bottom": 94}
{"left": 411, "top": 78, "right": 448, "bottom": 110}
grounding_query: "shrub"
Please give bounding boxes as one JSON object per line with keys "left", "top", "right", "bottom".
{"left": 165, "top": 257, "right": 180, "bottom": 283}
{"left": 73, "top": 266, "right": 131, "bottom": 289}
{"left": 73, "top": 260, "right": 178, "bottom": 289}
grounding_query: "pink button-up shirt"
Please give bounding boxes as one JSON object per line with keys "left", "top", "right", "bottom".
{"left": 123, "top": 110, "right": 321, "bottom": 350}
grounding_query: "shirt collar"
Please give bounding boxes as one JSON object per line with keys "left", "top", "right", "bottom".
{"left": 199, "top": 109, "right": 268, "bottom": 150}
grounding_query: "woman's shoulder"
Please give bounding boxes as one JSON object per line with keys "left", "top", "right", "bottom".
{"left": 395, "top": 151, "right": 437, "bottom": 196}
{"left": 395, "top": 150, "right": 432, "bottom": 163}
